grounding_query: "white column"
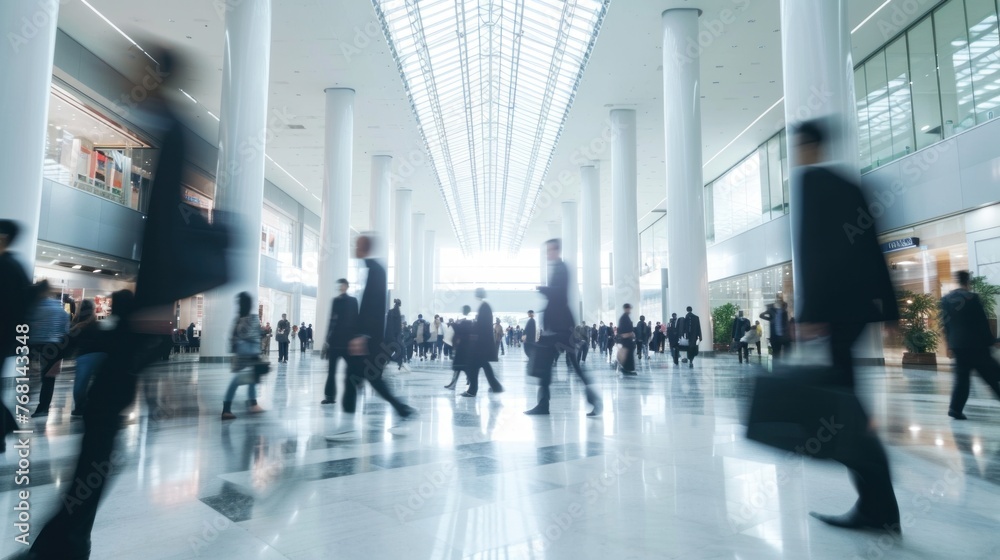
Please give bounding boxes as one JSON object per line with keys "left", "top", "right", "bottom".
{"left": 562, "top": 200, "right": 579, "bottom": 323}
{"left": 369, "top": 155, "right": 392, "bottom": 257}
{"left": 314, "top": 88, "right": 355, "bottom": 346}
{"left": 202, "top": 0, "right": 271, "bottom": 359}
{"left": 662, "top": 8, "right": 711, "bottom": 350}
{"left": 411, "top": 212, "right": 425, "bottom": 317}
{"left": 424, "top": 230, "right": 435, "bottom": 313}
{"left": 611, "top": 109, "right": 639, "bottom": 315}
{"left": 393, "top": 189, "right": 412, "bottom": 314}
{"left": 0, "top": 0, "right": 58, "bottom": 379}
{"left": 0, "top": 0, "right": 58, "bottom": 271}
{"left": 580, "top": 166, "right": 601, "bottom": 325}
{"left": 780, "top": 0, "right": 882, "bottom": 360}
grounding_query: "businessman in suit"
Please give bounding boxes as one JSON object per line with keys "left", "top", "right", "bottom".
{"left": 526, "top": 238, "right": 601, "bottom": 416}
{"left": 940, "top": 270, "right": 1000, "bottom": 420}
{"left": 326, "top": 235, "right": 416, "bottom": 440}
{"left": 682, "top": 307, "right": 702, "bottom": 367}
{"left": 523, "top": 310, "right": 537, "bottom": 360}
{"left": 792, "top": 119, "right": 900, "bottom": 534}
{"left": 322, "top": 279, "right": 358, "bottom": 405}
{"left": 462, "top": 288, "right": 504, "bottom": 397}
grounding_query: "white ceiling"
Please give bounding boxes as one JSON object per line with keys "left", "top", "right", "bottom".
{"left": 56, "top": 0, "right": 937, "bottom": 253}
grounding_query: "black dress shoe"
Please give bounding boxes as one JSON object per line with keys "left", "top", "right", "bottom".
{"left": 460, "top": 391, "right": 476, "bottom": 398}
{"left": 948, "top": 409, "right": 968, "bottom": 420}
{"left": 444, "top": 384, "right": 456, "bottom": 390}
{"left": 587, "top": 401, "right": 603, "bottom": 417}
{"left": 524, "top": 405, "right": 549, "bottom": 416}
{"left": 809, "top": 510, "right": 901, "bottom": 535}
{"left": 321, "top": 399, "right": 336, "bottom": 405}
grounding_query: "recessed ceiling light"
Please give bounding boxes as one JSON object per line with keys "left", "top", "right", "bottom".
{"left": 72, "top": 264, "right": 82, "bottom": 269}
{"left": 92, "top": 269, "right": 102, "bottom": 273}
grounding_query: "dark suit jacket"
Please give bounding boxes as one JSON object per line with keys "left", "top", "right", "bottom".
{"left": 731, "top": 317, "right": 750, "bottom": 340}
{"left": 327, "top": 293, "right": 359, "bottom": 348}
{"left": 684, "top": 313, "right": 702, "bottom": 342}
{"left": 524, "top": 317, "right": 536, "bottom": 345}
{"left": 475, "top": 302, "right": 498, "bottom": 362}
{"left": 618, "top": 314, "right": 634, "bottom": 337}
{"left": 0, "top": 252, "right": 31, "bottom": 359}
{"left": 940, "top": 289, "right": 995, "bottom": 349}
{"left": 538, "top": 259, "right": 574, "bottom": 334}
{"left": 797, "top": 165, "right": 898, "bottom": 324}
{"left": 385, "top": 306, "right": 402, "bottom": 342}
{"left": 358, "top": 258, "right": 388, "bottom": 354}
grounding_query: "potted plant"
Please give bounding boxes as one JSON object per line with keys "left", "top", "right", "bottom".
{"left": 897, "top": 290, "right": 939, "bottom": 366}
{"left": 969, "top": 274, "right": 1000, "bottom": 340}
{"left": 711, "top": 303, "right": 739, "bottom": 352}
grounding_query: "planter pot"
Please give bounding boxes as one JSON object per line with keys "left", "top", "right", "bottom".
{"left": 713, "top": 343, "right": 730, "bottom": 353}
{"left": 902, "top": 352, "right": 937, "bottom": 366}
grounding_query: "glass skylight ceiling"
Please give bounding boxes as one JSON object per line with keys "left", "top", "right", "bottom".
{"left": 373, "top": 0, "right": 610, "bottom": 254}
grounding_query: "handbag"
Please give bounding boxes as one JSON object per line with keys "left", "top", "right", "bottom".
{"left": 677, "top": 335, "right": 689, "bottom": 347}
{"left": 616, "top": 346, "right": 629, "bottom": 364}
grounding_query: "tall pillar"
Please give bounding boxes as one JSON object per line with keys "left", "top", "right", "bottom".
{"left": 580, "top": 166, "right": 601, "bottom": 325}
{"left": 314, "top": 88, "right": 355, "bottom": 346}
{"left": 411, "top": 212, "right": 425, "bottom": 317}
{"left": 369, "top": 155, "right": 392, "bottom": 257}
{"left": 424, "top": 230, "right": 435, "bottom": 313}
{"left": 562, "top": 200, "right": 579, "bottom": 322}
{"left": 0, "top": 0, "right": 57, "bottom": 378}
{"left": 662, "top": 8, "right": 710, "bottom": 351}
{"left": 202, "top": 0, "right": 272, "bottom": 359}
{"left": 780, "top": 0, "right": 882, "bottom": 360}
{"left": 393, "top": 189, "right": 412, "bottom": 315}
{"left": 611, "top": 109, "right": 639, "bottom": 315}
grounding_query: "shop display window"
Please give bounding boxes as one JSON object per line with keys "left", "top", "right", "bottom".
{"left": 44, "top": 84, "right": 156, "bottom": 211}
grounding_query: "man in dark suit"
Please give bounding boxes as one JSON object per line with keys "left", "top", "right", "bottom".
{"left": 326, "top": 236, "right": 416, "bottom": 440}
{"left": 523, "top": 310, "right": 537, "bottom": 360}
{"left": 792, "top": 119, "right": 900, "bottom": 534}
{"left": 0, "top": 220, "right": 31, "bottom": 452}
{"left": 462, "top": 288, "right": 504, "bottom": 397}
{"left": 617, "top": 304, "right": 636, "bottom": 375}
{"left": 385, "top": 298, "right": 404, "bottom": 370}
{"left": 759, "top": 297, "right": 790, "bottom": 360}
{"left": 731, "top": 310, "right": 751, "bottom": 363}
{"left": 940, "top": 270, "right": 1000, "bottom": 419}
{"left": 322, "top": 279, "right": 358, "bottom": 405}
{"left": 526, "top": 239, "right": 601, "bottom": 416}
{"left": 682, "top": 307, "right": 702, "bottom": 368}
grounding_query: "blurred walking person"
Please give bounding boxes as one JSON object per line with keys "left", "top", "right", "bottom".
{"left": 461, "top": 289, "right": 504, "bottom": 397}
{"left": 326, "top": 235, "right": 416, "bottom": 440}
{"left": 0, "top": 220, "right": 32, "bottom": 451}
{"left": 792, "top": 119, "right": 901, "bottom": 533}
{"left": 322, "top": 279, "right": 358, "bottom": 405}
{"left": 940, "top": 270, "right": 1000, "bottom": 420}
{"left": 526, "top": 239, "right": 601, "bottom": 416}
{"left": 222, "top": 292, "right": 267, "bottom": 420}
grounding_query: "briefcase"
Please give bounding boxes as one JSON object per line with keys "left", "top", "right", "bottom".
{"left": 745, "top": 365, "right": 869, "bottom": 463}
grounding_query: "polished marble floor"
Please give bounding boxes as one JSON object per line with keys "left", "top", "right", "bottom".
{"left": 2, "top": 346, "right": 1000, "bottom": 559}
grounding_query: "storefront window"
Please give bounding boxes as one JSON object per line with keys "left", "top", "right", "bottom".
{"left": 44, "top": 85, "right": 155, "bottom": 211}
{"left": 908, "top": 18, "right": 944, "bottom": 149}
{"left": 261, "top": 206, "right": 296, "bottom": 266}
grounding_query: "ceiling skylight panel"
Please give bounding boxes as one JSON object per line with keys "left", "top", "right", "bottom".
{"left": 374, "top": 0, "right": 609, "bottom": 254}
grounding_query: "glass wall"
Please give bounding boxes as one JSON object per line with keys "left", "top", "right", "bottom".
{"left": 261, "top": 205, "right": 296, "bottom": 266}
{"left": 708, "top": 263, "right": 793, "bottom": 346}
{"left": 857, "top": 0, "right": 1000, "bottom": 168}
{"left": 703, "top": 131, "right": 789, "bottom": 244}
{"left": 44, "top": 85, "right": 156, "bottom": 211}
